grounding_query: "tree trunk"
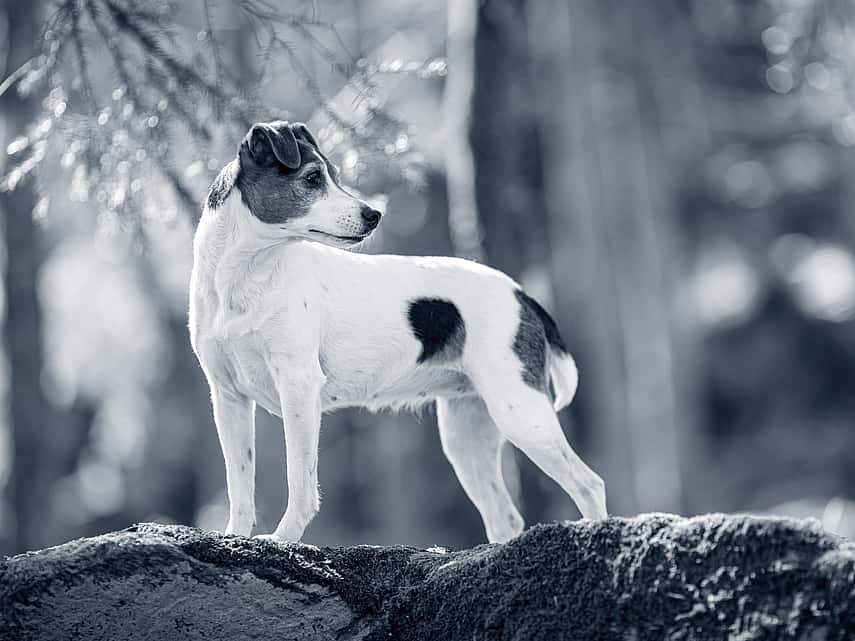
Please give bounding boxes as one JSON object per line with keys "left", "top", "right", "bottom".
{"left": 470, "top": 0, "right": 553, "bottom": 279}
{"left": 444, "top": 0, "right": 483, "bottom": 262}
{"left": 526, "top": 0, "right": 699, "bottom": 515}
{"left": 525, "top": 0, "right": 639, "bottom": 515}
{"left": 0, "top": 0, "right": 58, "bottom": 554}
{"left": 457, "top": 0, "right": 566, "bottom": 525}
{"left": 2, "top": 514, "right": 852, "bottom": 640}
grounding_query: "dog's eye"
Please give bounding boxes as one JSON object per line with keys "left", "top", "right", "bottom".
{"left": 304, "top": 169, "right": 323, "bottom": 187}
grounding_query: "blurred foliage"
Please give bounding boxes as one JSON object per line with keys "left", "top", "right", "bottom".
{"left": 2, "top": 0, "right": 855, "bottom": 554}
{"left": 677, "top": 0, "right": 855, "bottom": 518}
{"left": 1, "top": 0, "right": 440, "bottom": 225}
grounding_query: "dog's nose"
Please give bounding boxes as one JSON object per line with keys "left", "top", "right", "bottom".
{"left": 361, "top": 206, "right": 382, "bottom": 228}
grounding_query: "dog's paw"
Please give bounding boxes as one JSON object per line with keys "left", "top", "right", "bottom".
{"left": 253, "top": 533, "right": 319, "bottom": 551}
{"left": 253, "top": 533, "right": 286, "bottom": 544}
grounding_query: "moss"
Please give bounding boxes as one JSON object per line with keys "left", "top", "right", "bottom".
{"left": 2, "top": 514, "right": 854, "bottom": 641}
{"left": 383, "top": 515, "right": 855, "bottom": 641}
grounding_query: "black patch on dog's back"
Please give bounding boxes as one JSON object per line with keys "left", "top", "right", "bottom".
{"left": 514, "top": 294, "right": 548, "bottom": 391}
{"left": 515, "top": 290, "right": 568, "bottom": 355}
{"left": 513, "top": 290, "right": 569, "bottom": 391}
{"left": 408, "top": 298, "right": 466, "bottom": 363}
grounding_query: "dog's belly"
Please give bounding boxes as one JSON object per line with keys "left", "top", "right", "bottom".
{"left": 221, "top": 331, "right": 478, "bottom": 416}
{"left": 321, "top": 364, "right": 475, "bottom": 412}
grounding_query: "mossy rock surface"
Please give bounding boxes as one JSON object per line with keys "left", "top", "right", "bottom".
{"left": 1, "top": 514, "right": 853, "bottom": 640}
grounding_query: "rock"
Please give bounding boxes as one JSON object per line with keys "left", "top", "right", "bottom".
{"left": 2, "top": 514, "right": 854, "bottom": 640}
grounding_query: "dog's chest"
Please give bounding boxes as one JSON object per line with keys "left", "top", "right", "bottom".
{"left": 192, "top": 301, "right": 280, "bottom": 415}
{"left": 216, "top": 331, "right": 282, "bottom": 414}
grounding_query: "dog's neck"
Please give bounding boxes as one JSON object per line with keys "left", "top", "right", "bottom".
{"left": 193, "top": 194, "right": 289, "bottom": 316}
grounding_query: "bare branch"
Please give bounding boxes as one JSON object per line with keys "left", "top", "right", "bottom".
{"left": 0, "top": 60, "right": 35, "bottom": 99}
{"left": 202, "top": 0, "right": 228, "bottom": 98}
{"left": 70, "top": 2, "right": 98, "bottom": 114}
{"left": 103, "top": 0, "right": 253, "bottom": 126}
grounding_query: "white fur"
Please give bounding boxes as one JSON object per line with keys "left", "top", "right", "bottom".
{"left": 190, "top": 183, "right": 606, "bottom": 543}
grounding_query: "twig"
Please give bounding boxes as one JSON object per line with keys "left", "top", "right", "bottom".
{"left": 202, "top": 0, "right": 228, "bottom": 96}
{"left": 0, "top": 60, "right": 34, "bottom": 99}
{"left": 104, "top": 0, "right": 253, "bottom": 126}
{"left": 70, "top": 2, "right": 98, "bottom": 114}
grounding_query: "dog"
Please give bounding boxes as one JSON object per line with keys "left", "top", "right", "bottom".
{"left": 189, "top": 120, "right": 607, "bottom": 543}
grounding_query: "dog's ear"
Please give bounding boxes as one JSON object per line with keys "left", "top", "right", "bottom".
{"left": 291, "top": 122, "right": 319, "bottom": 149}
{"left": 291, "top": 122, "right": 341, "bottom": 179}
{"left": 245, "top": 121, "right": 301, "bottom": 169}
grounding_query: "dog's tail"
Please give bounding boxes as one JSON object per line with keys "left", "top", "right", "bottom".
{"left": 548, "top": 349, "right": 578, "bottom": 412}
{"left": 517, "top": 291, "right": 578, "bottom": 411}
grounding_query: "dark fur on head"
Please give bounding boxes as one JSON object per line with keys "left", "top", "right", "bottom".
{"left": 204, "top": 121, "right": 336, "bottom": 221}
{"left": 204, "top": 120, "right": 379, "bottom": 246}
{"left": 235, "top": 121, "right": 329, "bottom": 224}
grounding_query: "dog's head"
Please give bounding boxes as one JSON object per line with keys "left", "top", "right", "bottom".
{"left": 214, "top": 120, "right": 381, "bottom": 247}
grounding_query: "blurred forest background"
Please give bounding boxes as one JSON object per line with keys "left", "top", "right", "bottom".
{"left": 2, "top": 0, "right": 855, "bottom": 555}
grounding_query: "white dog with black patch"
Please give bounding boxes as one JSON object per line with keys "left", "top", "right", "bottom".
{"left": 189, "top": 120, "right": 607, "bottom": 543}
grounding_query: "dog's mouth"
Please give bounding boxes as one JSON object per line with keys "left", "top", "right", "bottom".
{"left": 308, "top": 229, "right": 370, "bottom": 243}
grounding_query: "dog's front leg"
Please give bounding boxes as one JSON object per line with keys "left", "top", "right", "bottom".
{"left": 266, "top": 361, "right": 325, "bottom": 542}
{"left": 210, "top": 386, "right": 256, "bottom": 536}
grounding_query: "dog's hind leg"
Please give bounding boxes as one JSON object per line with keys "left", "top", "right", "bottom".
{"left": 210, "top": 387, "right": 256, "bottom": 536}
{"left": 437, "top": 395, "right": 524, "bottom": 543}
{"left": 471, "top": 360, "right": 607, "bottom": 521}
